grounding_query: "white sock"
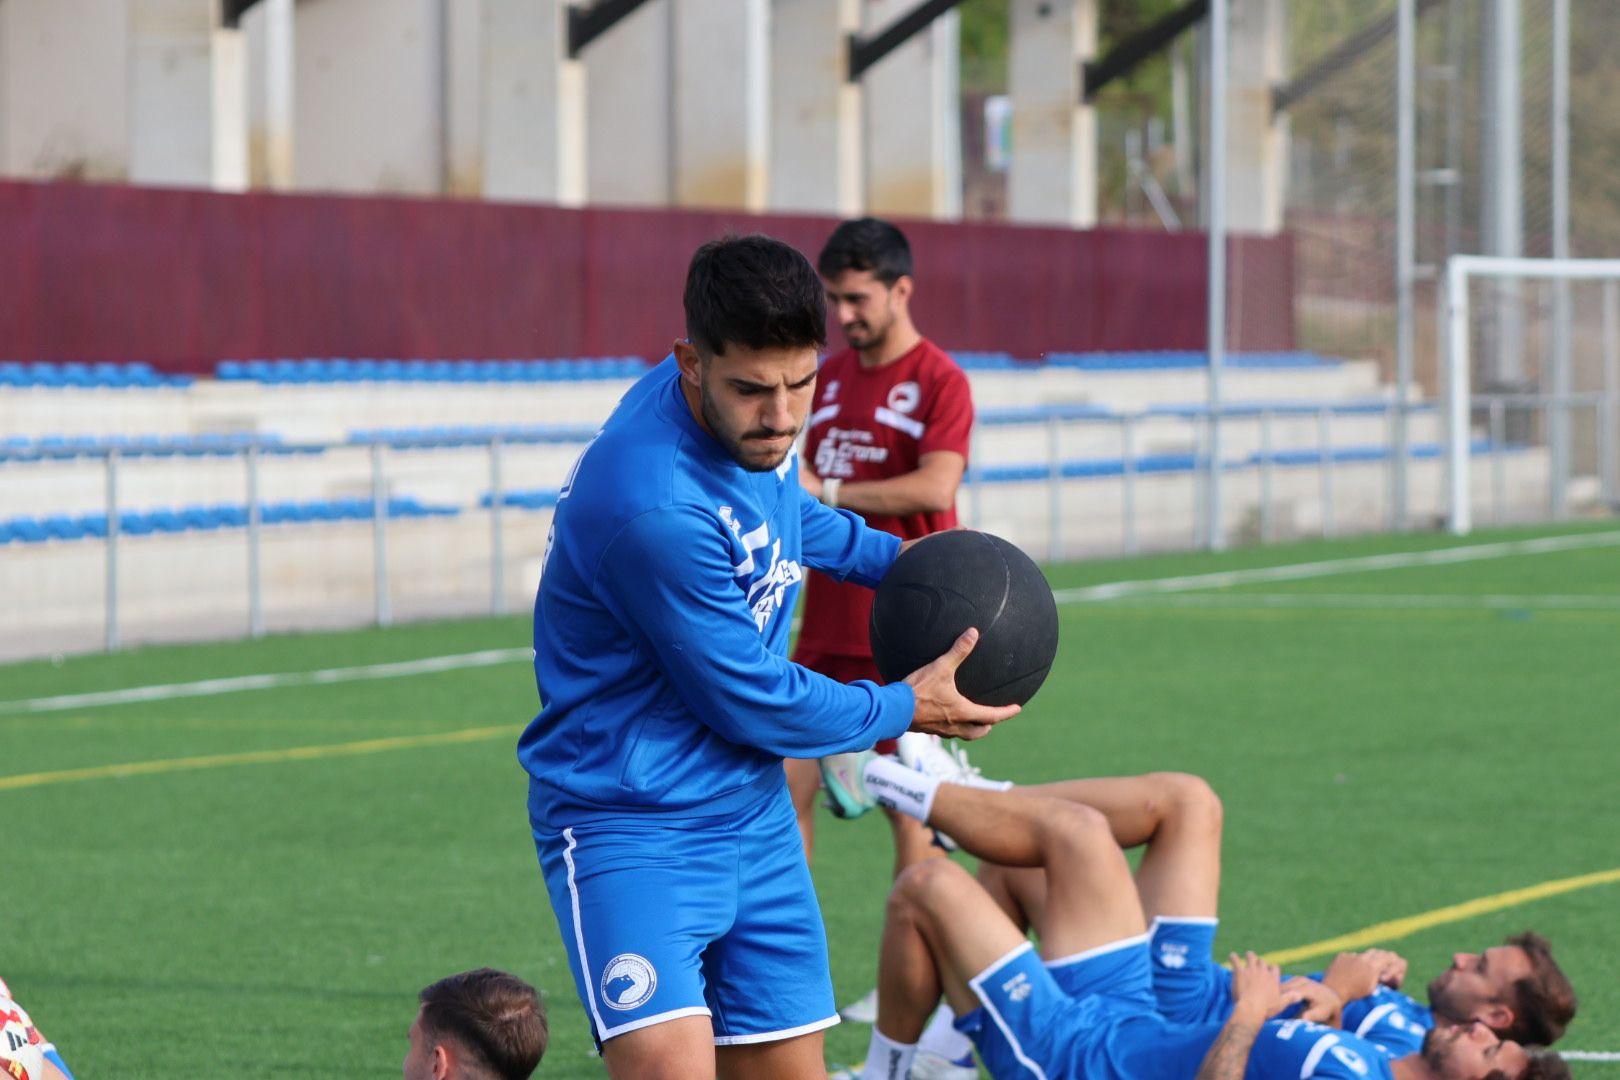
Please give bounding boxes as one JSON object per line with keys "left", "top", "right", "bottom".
{"left": 916, "top": 1002, "right": 973, "bottom": 1063}
{"left": 863, "top": 755, "right": 942, "bottom": 823}
{"left": 862, "top": 1028, "right": 918, "bottom": 1080}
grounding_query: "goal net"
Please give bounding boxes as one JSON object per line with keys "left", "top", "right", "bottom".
{"left": 1442, "top": 255, "right": 1620, "bottom": 534}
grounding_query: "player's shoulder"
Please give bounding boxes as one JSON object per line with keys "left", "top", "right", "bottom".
{"left": 817, "top": 348, "right": 859, "bottom": 380}
{"left": 913, "top": 338, "right": 967, "bottom": 376}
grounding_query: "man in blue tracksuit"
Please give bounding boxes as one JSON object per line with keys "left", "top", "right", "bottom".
{"left": 518, "top": 235, "right": 1019, "bottom": 1079}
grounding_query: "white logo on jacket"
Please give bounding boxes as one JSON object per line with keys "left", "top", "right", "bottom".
{"left": 726, "top": 515, "right": 802, "bottom": 632}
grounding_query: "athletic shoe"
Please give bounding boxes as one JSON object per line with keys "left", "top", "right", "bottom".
{"left": 821, "top": 749, "right": 878, "bottom": 819}
{"left": 838, "top": 986, "right": 878, "bottom": 1024}
{"left": 909, "top": 1049, "right": 980, "bottom": 1079}
{"left": 895, "top": 732, "right": 986, "bottom": 786}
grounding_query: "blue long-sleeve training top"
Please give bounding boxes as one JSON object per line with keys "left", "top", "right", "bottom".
{"left": 519, "top": 356, "right": 916, "bottom": 828}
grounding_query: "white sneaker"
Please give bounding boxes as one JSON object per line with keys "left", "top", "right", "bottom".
{"left": 838, "top": 987, "right": 879, "bottom": 1024}
{"left": 909, "top": 1049, "right": 979, "bottom": 1079}
{"left": 827, "top": 1065, "right": 864, "bottom": 1080}
{"left": 895, "top": 732, "right": 986, "bottom": 786}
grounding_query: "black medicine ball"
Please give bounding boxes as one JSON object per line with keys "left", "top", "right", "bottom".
{"left": 869, "top": 531, "right": 1060, "bottom": 707}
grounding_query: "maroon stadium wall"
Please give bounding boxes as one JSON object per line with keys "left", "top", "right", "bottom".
{"left": 0, "top": 180, "right": 1294, "bottom": 371}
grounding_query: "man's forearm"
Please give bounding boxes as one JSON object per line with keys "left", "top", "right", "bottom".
{"left": 836, "top": 471, "right": 957, "bottom": 516}
{"left": 1195, "top": 1015, "right": 1264, "bottom": 1080}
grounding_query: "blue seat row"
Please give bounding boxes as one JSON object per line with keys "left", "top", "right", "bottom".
{"left": 0, "top": 497, "right": 460, "bottom": 545}
{"left": 0, "top": 361, "right": 193, "bottom": 388}
{"left": 1038, "top": 350, "right": 1336, "bottom": 371}
{"left": 964, "top": 441, "right": 1507, "bottom": 486}
{"left": 216, "top": 357, "right": 649, "bottom": 384}
{"left": 480, "top": 489, "right": 563, "bottom": 511}
{"left": 347, "top": 424, "right": 599, "bottom": 448}
{"left": 0, "top": 432, "right": 316, "bottom": 462}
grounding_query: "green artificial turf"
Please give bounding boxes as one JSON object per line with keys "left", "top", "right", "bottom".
{"left": 2, "top": 522, "right": 1616, "bottom": 1077}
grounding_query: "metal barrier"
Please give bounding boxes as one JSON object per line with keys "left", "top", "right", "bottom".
{"left": 1, "top": 390, "right": 1612, "bottom": 654}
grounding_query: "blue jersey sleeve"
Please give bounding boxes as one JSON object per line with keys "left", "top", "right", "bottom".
{"left": 796, "top": 484, "right": 902, "bottom": 585}
{"left": 594, "top": 504, "right": 915, "bottom": 757}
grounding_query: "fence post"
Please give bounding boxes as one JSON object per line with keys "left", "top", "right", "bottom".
{"left": 1259, "top": 409, "right": 1274, "bottom": 543}
{"left": 371, "top": 441, "right": 391, "bottom": 627}
{"left": 1046, "top": 413, "right": 1061, "bottom": 562}
{"left": 1490, "top": 399, "right": 1507, "bottom": 526}
{"left": 968, "top": 428, "right": 983, "bottom": 529}
{"left": 246, "top": 443, "right": 265, "bottom": 638}
{"left": 1604, "top": 279, "right": 1619, "bottom": 507}
{"left": 105, "top": 449, "right": 120, "bottom": 652}
{"left": 490, "top": 435, "right": 506, "bottom": 615}
{"left": 1120, "top": 415, "right": 1137, "bottom": 556}
{"left": 1319, "top": 406, "right": 1334, "bottom": 539}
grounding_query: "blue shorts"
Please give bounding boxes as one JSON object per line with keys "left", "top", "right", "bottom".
{"left": 1148, "top": 917, "right": 1234, "bottom": 1024}
{"left": 532, "top": 784, "right": 837, "bottom": 1046}
{"left": 956, "top": 936, "right": 1218, "bottom": 1080}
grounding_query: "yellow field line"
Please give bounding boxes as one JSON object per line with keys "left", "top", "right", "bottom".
{"left": 1264, "top": 866, "right": 1620, "bottom": 966}
{"left": 0, "top": 724, "right": 517, "bottom": 792}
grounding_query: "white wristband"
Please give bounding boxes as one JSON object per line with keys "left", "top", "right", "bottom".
{"left": 821, "top": 477, "right": 842, "bottom": 508}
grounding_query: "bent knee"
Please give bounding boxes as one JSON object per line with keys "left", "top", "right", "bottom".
{"left": 1146, "top": 771, "right": 1223, "bottom": 829}
{"left": 892, "top": 856, "right": 975, "bottom": 913}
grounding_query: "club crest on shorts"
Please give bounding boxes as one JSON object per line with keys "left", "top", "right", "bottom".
{"left": 600, "top": 953, "right": 657, "bottom": 1011}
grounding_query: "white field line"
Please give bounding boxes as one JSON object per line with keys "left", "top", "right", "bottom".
{"left": 1096, "top": 592, "right": 1620, "bottom": 611}
{"left": 5, "top": 530, "right": 1619, "bottom": 718}
{"left": 1560, "top": 1052, "right": 1620, "bottom": 1063}
{"left": 1051, "top": 530, "right": 1620, "bottom": 604}
{"left": 0, "top": 647, "right": 533, "bottom": 716}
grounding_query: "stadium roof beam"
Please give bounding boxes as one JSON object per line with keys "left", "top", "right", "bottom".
{"left": 568, "top": 0, "right": 656, "bottom": 58}
{"left": 1081, "top": 0, "right": 1208, "bottom": 104}
{"left": 846, "top": 0, "right": 968, "bottom": 82}
{"left": 1271, "top": 0, "right": 1441, "bottom": 115}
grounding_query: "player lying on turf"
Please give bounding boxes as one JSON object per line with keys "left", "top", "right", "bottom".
{"left": 402, "top": 969, "right": 547, "bottom": 1080}
{"left": 831, "top": 756, "right": 1570, "bottom": 1080}
{"left": 962, "top": 773, "right": 1577, "bottom": 1059}
{"left": 0, "top": 976, "right": 74, "bottom": 1080}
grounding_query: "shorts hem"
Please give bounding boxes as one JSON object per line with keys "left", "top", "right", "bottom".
{"left": 969, "top": 940, "right": 1038, "bottom": 990}
{"left": 1045, "top": 930, "right": 1151, "bottom": 969}
{"left": 1150, "top": 915, "right": 1219, "bottom": 929}
{"left": 599, "top": 1006, "right": 713, "bottom": 1042}
{"left": 714, "top": 1014, "right": 840, "bottom": 1046}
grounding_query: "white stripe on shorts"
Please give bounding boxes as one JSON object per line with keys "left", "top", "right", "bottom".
{"left": 713, "top": 1013, "right": 840, "bottom": 1046}
{"left": 968, "top": 942, "right": 1050, "bottom": 1080}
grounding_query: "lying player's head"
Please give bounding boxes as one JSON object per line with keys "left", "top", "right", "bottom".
{"left": 1418, "top": 1020, "right": 1570, "bottom": 1080}
{"left": 403, "top": 968, "right": 547, "bottom": 1080}
{"left": 817, "top": 217, "right": 914, "bottom": 352}
{"left": 1428, "top": 932, "right": 1577, "bottom": 1047}
{"left": 677, "top": 234, "right": 826, "bottom": 472}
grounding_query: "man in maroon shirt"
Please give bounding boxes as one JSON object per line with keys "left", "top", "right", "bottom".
{"left": 791, "top": 218, "right": 975, "bottom": 865}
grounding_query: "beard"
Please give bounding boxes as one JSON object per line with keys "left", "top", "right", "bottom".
{"left": 699, "top": 378, "right": 797, "bottom": 473}
{"left": 842, "top": 313, "right": 893, "bottom": 352}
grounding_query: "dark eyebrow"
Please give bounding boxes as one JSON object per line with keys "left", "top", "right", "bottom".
{"left": 790, "top": 370, "right": 817, "bottom": 388}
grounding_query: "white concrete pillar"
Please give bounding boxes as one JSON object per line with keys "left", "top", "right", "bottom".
{"left": 769, "top": 0, "right": 862, "bottom": 216}
{"left": 671, "top": 0, "right": 767, "bottom": 210}
{"left": 243, "top": 0, "right": 295, "bottom": 188}
{"left": 1224, "top": 0, "right": 1286, "bottom": 233}
{"left": 0, "top": 0, "right": 131, "bottom": 180}
{"left": 480, "top": 0, "right": 585, "bottom": 204}
{"left": 584, "top": 0, "right": 671, "bottom": 207}
{"left": 128, "top": 0, "right": 217, "bottom": 186}
{"left": 860, "top": 0, "right": 961, "bottom": 219}
{"left": 443, "top": 0, "right": 483, "bottom": 196}
{"left": 293, "top": 0, "right": 446, "bottom": 195}
{"left": 1007, "top": 0, "right": 1096, "bottom": 227}
{"left": 212, "top": 22, "right": 249, "bottom": 191}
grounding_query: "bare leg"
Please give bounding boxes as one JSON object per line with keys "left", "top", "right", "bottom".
{"left": 977, "top": 773, "right": 1224, "bottom": 928}
{"left": 878, "top": 858, "right": 1026, "bottom": 1040}
{"left": 602, "top": 1016, "right": 716, "bottom": 1080}
{"left": 784, "top": 757, "right": 821, "bottom": 862}
{"left": 887, "top": 805, "right": 947, "bottom": 879}
{"left": 920, "top": 785, "right": 1148, "bottom": 961}
{"left": 716, "top": 1030, "right": 829, "bottom": 1080}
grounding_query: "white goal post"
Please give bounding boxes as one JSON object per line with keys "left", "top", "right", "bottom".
{"left": 1444, "top": 255, "right": 1620, "bottom": 535}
